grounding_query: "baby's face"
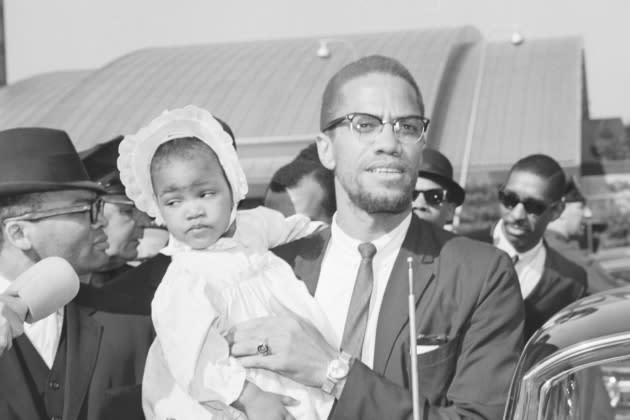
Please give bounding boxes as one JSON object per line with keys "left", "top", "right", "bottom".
{"left": 152, "top": 152, "right": 232, "bottom": 249}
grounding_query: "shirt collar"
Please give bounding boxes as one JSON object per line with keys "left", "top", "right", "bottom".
{"left": 493, "top": 219, "right": 544, "bottom": 260}
{"left": 330, "top": 212, "right": 412, "bottom": 256}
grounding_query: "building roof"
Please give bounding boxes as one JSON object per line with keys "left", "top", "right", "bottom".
{"left": 0, "top": 70, "right": 90, "bottom": 128}
{"left": 430, "top": 36, "right": 584, "bottom": 181}
{"left": 0, "top": 27, "right": 585, "bottom": 196}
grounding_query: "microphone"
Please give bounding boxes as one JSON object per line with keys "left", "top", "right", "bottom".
{"left": 407, "top": 257, "right": 420, "bottom": 420}
{"left": 3, "top": 257, "right": 80, "bottom": 323}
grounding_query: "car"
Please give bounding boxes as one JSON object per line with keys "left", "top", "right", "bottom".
{"left": 504, "top": 286, "right": 630, "bottom": 420}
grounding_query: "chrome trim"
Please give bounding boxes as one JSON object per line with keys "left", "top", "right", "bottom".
{"left": 524, "top": 331, "right": 630, "bottom": 382}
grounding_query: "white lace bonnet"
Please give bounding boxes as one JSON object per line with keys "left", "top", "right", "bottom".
{"left": 117, "top": 105, "right": 248, "bottom": 226}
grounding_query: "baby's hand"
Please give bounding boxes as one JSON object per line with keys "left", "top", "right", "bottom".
{"left": 233, "top": 381, "right": 298, "bottom": 420}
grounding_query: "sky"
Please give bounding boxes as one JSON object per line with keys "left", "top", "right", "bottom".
{"left": 5, "top": 0, "right": 629, "bottom": 121}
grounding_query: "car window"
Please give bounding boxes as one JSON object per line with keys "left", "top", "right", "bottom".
{"left": 540, "top": 359, "right": 630, "bottom": 420}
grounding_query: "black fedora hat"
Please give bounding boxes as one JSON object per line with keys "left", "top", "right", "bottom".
{"left": 0, "top": 127, "right": 106, "bottom": 196}
{"left": 417, "top": 148, "right": 465, "bottom": 206}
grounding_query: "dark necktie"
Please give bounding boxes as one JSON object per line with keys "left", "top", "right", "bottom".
{"left": 341, "top": 242, "right": 377, "bottom": 358}
{"left": 511, "top": 254, "right": 520, "bottom": 265}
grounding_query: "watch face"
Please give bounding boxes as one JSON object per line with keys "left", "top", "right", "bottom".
{"left": 329, "top": 359, "right": 349, "bottom": 380}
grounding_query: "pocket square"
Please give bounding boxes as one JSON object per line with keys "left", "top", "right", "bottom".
{"left": 416, "top": 344, "right": 439, "bottom": 354}
{"left": 415, "top": 334, "right": 448, "bottom": 354}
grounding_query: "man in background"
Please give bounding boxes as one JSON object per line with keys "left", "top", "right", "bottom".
{"left": 469, "top": 154, "right": 587, "bottom": 339}
{"left": 546, "top": 176, "right": 622, "bottom": 293}
{"left": 264, "top": 143, "right": 336, "bottom": 224}
{"left": 80, "top": 136, "right": 150, "bottom": 286}
{"left": 412, "top": 148, "right": 465, "bottom": 229}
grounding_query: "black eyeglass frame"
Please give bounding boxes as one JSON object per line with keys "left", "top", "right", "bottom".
{"left": 497, "top": 189, "right": 561, "bottom": 216}
{"left": 412, "top": 188, "right": 449, "bottom": 207}
{"left": 2, "top": 197, "right": 105, "bottom": 225}
{"left": 322, "top": 112, "right": 430, "bottom": 144}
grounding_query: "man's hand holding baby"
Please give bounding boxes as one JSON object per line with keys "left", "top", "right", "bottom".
{"left": 229, "top": 315, "right": 338, "bottom": 389}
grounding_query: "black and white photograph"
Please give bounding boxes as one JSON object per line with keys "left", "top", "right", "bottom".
{"left": 0, "top": 1, "right": 629, "bottom": 419}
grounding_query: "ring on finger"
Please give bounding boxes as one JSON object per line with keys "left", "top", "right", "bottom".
{"left": 257, "top": 340, "right": 271, "bottom": 356}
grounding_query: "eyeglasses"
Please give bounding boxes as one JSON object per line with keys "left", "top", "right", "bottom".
{"left": 412, "top": 188, "right": 448, "bottom": 207}
{"left": 322, "top": 112, "right": 430, "bottom": 144}
{"left": 2, "top": 198, "right": 105, "bottom": 225}
{"left": 498, "top": 189, "right": 557, "bottom": 216}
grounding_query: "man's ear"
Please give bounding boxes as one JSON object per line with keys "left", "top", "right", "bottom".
{"left": 549, "top": 200, "right": 565, "bottom": 222}
{"left": 3, "top": 221, "right": 34, "bottom": 251}
{"left": 315, "top": 133, "right": 336, "bottom": 171}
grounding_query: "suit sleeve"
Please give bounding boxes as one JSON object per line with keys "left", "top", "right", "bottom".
{"left": 331, "top": 252, "right": 525, "bottom": 420}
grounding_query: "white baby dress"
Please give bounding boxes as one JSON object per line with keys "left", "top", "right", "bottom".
{"left": 142, "top": 207, "right": 336, "bottom": 420}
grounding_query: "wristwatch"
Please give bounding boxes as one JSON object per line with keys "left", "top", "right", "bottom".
{"left": 322, "top": 351, "right": 352, "bottom": 395}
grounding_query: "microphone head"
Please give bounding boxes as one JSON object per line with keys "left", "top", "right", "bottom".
{"left": 5, "top": 257, "right": 80, "bottom": 323}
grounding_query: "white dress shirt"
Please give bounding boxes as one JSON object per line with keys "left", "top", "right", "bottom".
{"left": 0, "top": 272, "right": 64, "bottom": 368}
{"left": 493, "top": 220, "right": 546, "bottom": 298}
{"left": 316, "top": 213, "right": 412, "bottom": 368}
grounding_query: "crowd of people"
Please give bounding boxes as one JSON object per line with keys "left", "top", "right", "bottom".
{"left": 0, "top": 54, "right": 613, "bottom": 420}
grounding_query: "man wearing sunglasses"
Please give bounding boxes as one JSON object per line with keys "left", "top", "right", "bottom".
{"left": 0, "top": 128, "right": 153, "bottom": 420}
{"left": 412, "top": 148, "right": 465, "bottom": 228}
{"left": 229, "top": 55, "right": 524, "bottom": 420}
{"left": 470, "top": 154, "right": 587, "bottom": 340}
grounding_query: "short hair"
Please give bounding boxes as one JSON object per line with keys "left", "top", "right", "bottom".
{"left": 320, "top": 55, "right": 425, "bottom": 131}
{"left": 508, "top": 154, "right": 566, "bottom": 202}
{"left": 0, "top": 193, "right": 44, "bottom": 248}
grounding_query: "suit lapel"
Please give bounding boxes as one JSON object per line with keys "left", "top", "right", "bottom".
{"left": 63, "top": 303, "right": 103, "bottom": 420}
{"left": 294, "top": 229, "right": 331, "bottom": 296}
{"left": 0, "top": 341, "right": 40, "bottom": 420}
{"left": 373, "top": 216, "right": 438, "bottom": 374}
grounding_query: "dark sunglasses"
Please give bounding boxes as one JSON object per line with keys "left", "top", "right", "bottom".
{"left": 412, "top": 188, "right": 448, "bottom": 207}
{"left": 498, "top": 189, "right": 556, "bottom": 216}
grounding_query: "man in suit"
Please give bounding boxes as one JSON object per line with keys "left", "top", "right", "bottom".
{"left": 546, "top": 177, "right": 622, "bottom": 293}
{"left": 0, "top": 128, "right": 153, "bottom": 420}
{"left": 229, "top": 55, "right": 525, "bottom": 419}
{"left": 412, "top": 148, "right": 465, "bottom": 229}
{"left": 469, "top": 154, "right": 588, "bottom": 340}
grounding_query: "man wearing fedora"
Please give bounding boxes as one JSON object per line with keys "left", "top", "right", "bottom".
{"left": 412, "top": 148, "right": 465, "bottom": 229}
{"left": 0, "top": 128, "right": 153, "bottom": 420}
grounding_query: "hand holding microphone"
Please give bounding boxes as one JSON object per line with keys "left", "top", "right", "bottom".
{"left": 0, "top": 257, "right": 79, "bottom": 356}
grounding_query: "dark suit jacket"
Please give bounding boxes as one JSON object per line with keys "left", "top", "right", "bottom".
{"left": 0, "top": 302, "right": 154, "bottom": 420}
{"left": 75, "top": 255, "right": 171, "bottom": 315}
{"left": 468, "top": 226, "right": 588, "bottom": 340}
{"left": 274, "top": 215, "right": 524, "bottom": 420}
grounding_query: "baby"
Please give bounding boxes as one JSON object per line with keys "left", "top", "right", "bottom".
{"left": 118, "top": 106, "right": 336, "bottom": 420}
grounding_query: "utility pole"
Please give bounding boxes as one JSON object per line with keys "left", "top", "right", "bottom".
{"left": 0, "top": 0, "right": 5, "bottom": 86}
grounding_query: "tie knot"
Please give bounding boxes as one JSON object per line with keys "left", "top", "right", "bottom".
{"left": 358, "top": 242, "right": 377, "bottom": 259}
